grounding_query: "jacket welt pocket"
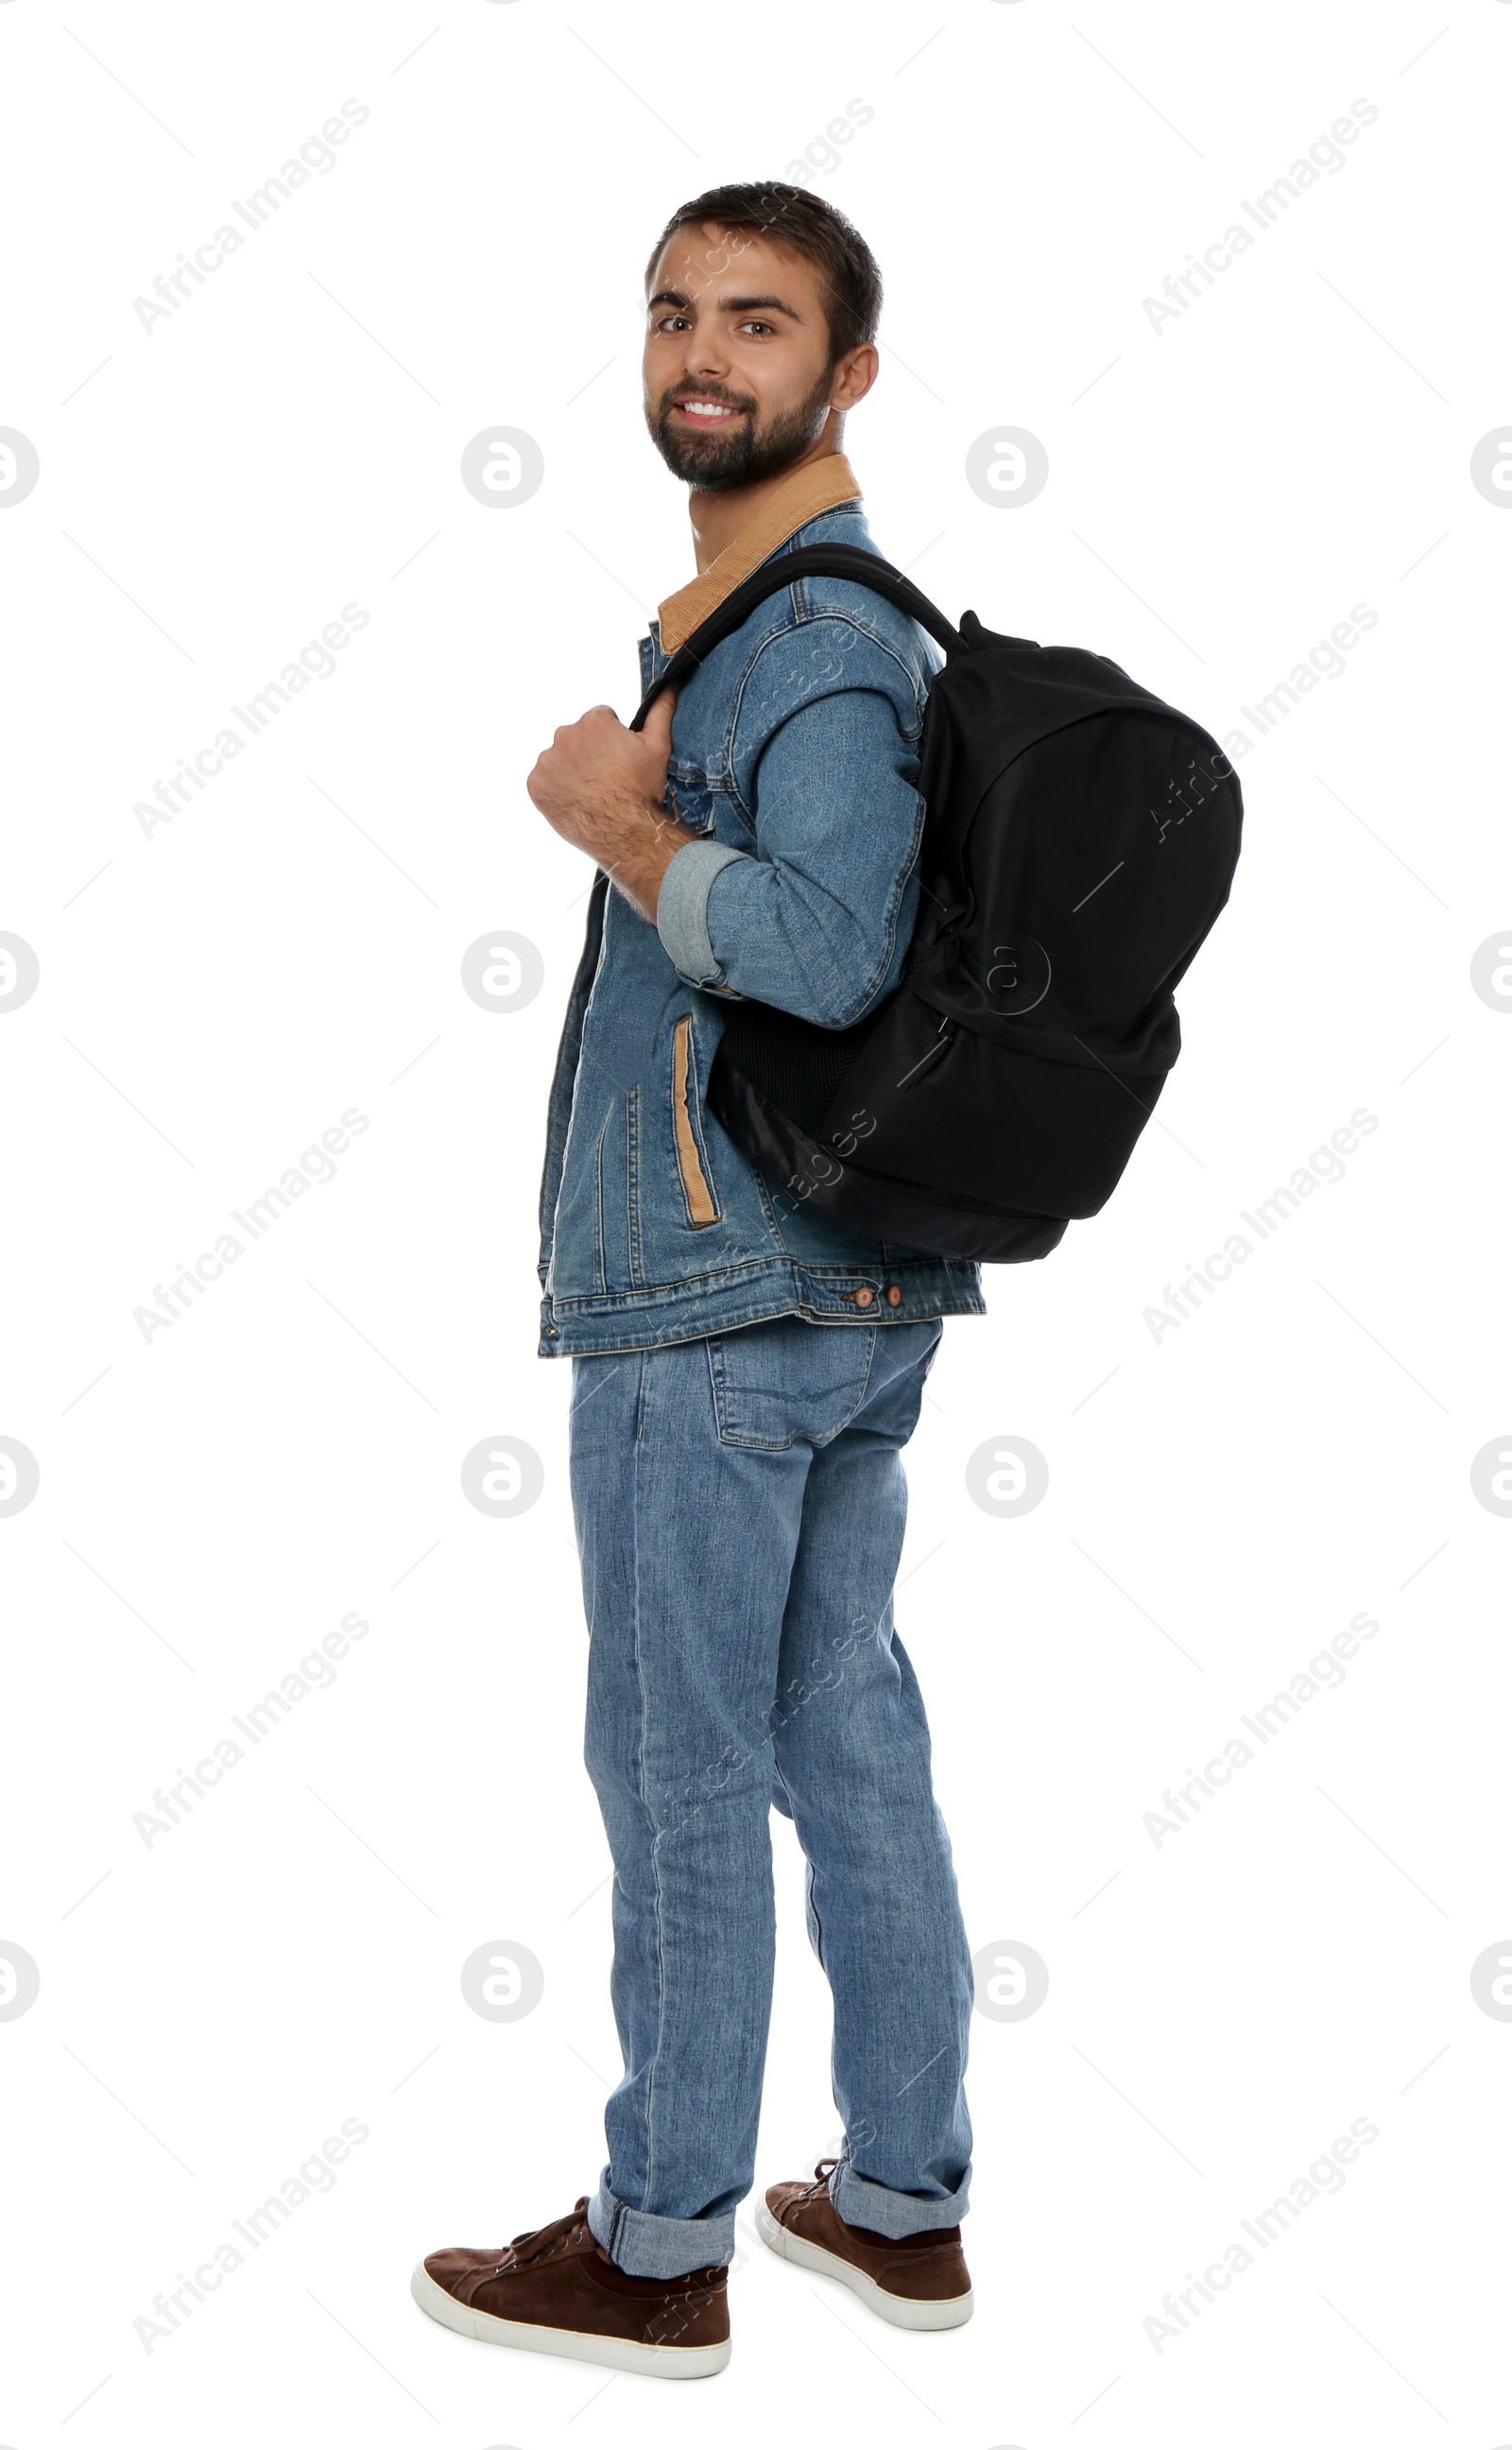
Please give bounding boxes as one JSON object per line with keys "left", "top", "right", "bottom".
{"left": 671, "top": 1013, "right": 719, "bottom": 1228}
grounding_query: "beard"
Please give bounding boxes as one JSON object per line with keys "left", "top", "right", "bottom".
{"left": 644, "top": 368, "right": 836, "bottom": 492}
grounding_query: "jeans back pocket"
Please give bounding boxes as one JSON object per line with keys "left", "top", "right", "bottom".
{"left": 706, "top": 1317, "right": 876, "bottom": 1451}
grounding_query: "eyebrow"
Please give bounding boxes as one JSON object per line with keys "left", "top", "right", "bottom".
{"left": 647, "top": 287, "right": 806, "bottom": 322}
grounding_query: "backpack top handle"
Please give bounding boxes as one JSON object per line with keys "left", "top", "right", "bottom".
{"left": 629, "top": 543, "right": 964, "bottom": 733}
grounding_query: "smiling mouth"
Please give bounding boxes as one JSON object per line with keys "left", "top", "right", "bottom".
{"left": 672, "top": 398, "right": 746, "bottom": 423}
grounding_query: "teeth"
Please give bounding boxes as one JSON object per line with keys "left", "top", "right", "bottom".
{"left": 681, "top": 402, "right": 735, "bottom": 419}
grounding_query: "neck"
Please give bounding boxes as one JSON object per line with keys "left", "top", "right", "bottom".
{"left": 687, "top": 427, "right": 844, "bottom": 576}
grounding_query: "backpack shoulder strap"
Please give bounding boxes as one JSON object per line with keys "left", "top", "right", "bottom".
{"left": 628, "top": 544, "right": 962, "bottom": 732}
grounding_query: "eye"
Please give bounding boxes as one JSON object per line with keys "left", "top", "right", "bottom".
{"left": 654, "top": 312, "right": 693, "bottom": 333}
{"left": 738, "top": 319, "right": 776, "bottom": 336}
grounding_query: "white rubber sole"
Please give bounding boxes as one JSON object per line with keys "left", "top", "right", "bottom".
{"left": 756, "top": 2200, "right": 973, "bottom": 2331}
{"left": 410, "top": 2261, "right": 730, "bottom": 2378}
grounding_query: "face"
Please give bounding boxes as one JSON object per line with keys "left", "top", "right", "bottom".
{"left": 643, "top": 222, "right": 877, "bottom": 491}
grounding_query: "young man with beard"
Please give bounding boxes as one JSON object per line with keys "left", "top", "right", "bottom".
{"left": 415, "top": 184, "right": 979, "bottom": 2378}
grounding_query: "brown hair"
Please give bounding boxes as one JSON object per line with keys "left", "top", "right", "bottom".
{"left": 644, "top": 182, "right": 883, "bottom": 366}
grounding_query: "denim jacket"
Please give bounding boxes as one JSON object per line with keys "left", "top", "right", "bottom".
{"left": 537, "top": 455, "right": 986, "bottom": 1356}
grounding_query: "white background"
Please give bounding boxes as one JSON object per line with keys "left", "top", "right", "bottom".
{"left": 3, "top": 1, "right": 1509, "bottom": 2441}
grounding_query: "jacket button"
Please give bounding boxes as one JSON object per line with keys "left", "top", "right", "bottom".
{"left": 853, "top": 1286, "right": 873, "bottom": 1309}
{"left": 544, "top": 1326, "right": 558, "bottom": 1338}
{"left": 886, "top": 1285, "right": 902, "bottom": 1306}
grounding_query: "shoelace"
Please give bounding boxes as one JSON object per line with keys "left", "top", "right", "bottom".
{"left": 798, "top": 2158, "right": 839, "bottom": 2203}
{"left": 494, "top": 2197, "right": 591, "bottom": 2273}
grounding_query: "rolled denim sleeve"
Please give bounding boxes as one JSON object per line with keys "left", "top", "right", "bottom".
{"left": 656, "top": 837, "right": 750, "bottom": 987}
{"left": 696, "top": 620, "right": 928, "bottom": 1029}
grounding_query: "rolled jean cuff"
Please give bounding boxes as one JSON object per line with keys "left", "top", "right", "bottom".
{"left": 830, "top": 2159, "right": 972, "bottom": 2239}
{"left": 588, "top": 2173, "right": 735, "bottom": 2278}
{"left": 655, "top": 838, "right": 748, "bottom": 986}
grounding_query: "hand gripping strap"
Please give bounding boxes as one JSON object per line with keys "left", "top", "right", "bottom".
{"left": 628, "top": 544, "right": 962, "bottom": 733}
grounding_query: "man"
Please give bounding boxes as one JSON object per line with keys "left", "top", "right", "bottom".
{"left": 415, "top": 184, "right": 981, "bottom": 2379}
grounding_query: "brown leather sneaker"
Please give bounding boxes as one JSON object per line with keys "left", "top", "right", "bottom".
{"left": 759, "top": 2161, "right": 972, "bottom": 2331}
{"left": 412, "top": 2197, "right": 730, "bottom": 2377}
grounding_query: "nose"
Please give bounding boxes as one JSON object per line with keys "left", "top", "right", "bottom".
{"left": 678, "top": 319, "right": 732, "bottom": 388}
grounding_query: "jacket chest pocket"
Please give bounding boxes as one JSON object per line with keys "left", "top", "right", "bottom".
{"left": 667, "top": 761, "right": 752, "bottom": 851}
{"left": 668, "top": 777, "right": 715, "bottom": 835}
{"left": 670, "top": 1013, "right": 720, "bottom": 1228}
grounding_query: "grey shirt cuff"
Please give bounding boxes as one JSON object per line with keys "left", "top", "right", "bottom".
{"left": 656, "top": 838, "right": 750, "bottom": 986}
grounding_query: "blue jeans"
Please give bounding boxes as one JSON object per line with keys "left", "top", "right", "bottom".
{"left": 568, "top": 1315, "right": 973, "bottom": 2281}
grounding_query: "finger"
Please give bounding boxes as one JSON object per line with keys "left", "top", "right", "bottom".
{"left": 641, "top": 686, "right": 678, "bottom": 751}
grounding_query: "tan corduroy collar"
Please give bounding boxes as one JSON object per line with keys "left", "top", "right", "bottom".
{"left": 656, "top": 452, "right": 863, "bottom": 654}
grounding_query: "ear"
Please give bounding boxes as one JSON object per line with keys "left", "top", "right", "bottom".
{"left": 830, "top": 342, "right": 879, "bottom": 412}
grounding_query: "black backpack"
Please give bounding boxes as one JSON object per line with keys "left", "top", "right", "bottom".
{"left": 627, "top": 543, "right": 1243, "bottom": 1265}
